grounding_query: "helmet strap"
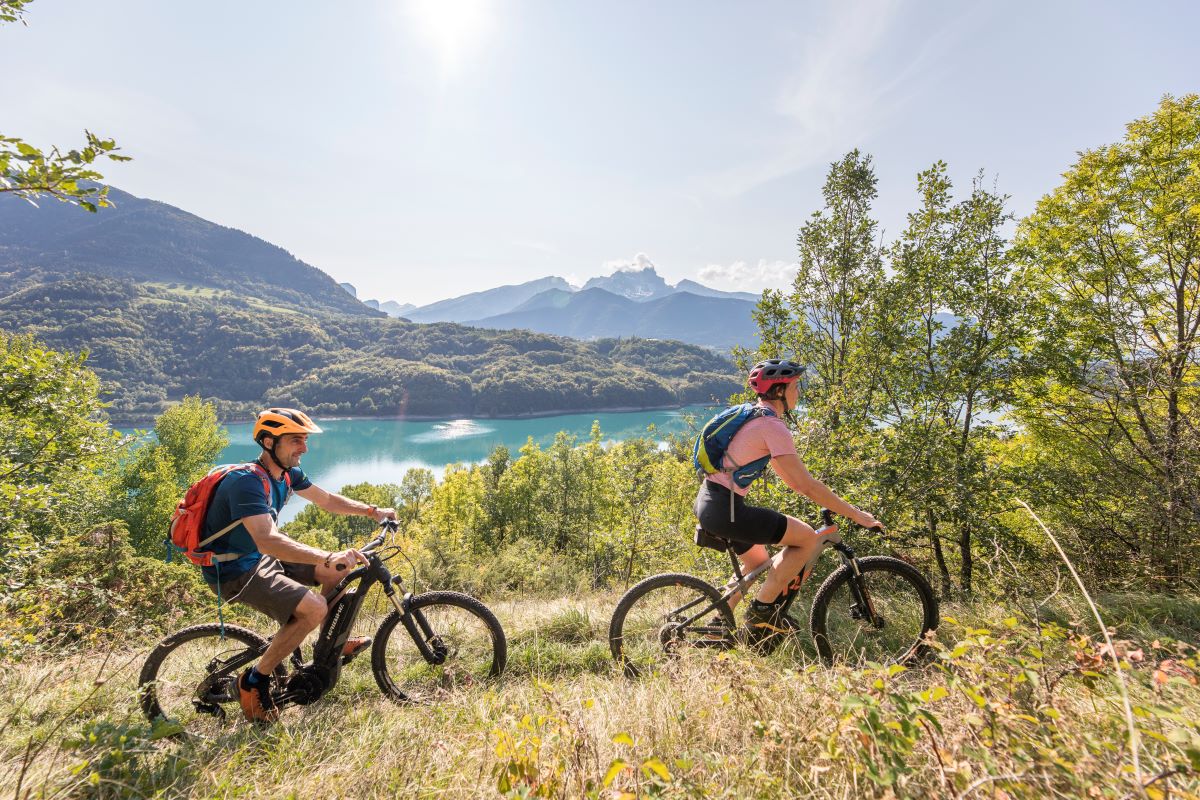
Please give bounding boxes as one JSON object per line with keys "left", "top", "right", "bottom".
{"left": 258, "top": 436, "right": 287, "bottom": 477}
{"left": 774, "top": 383, "right": 797, "bottom": 426}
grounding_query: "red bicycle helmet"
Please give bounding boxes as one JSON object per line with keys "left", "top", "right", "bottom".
{"left": 748, "top": 359, "right": 805, "bottom": 393}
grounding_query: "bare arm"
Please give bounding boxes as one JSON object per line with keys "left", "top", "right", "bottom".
{"left": 296, "top": 485, "right": 396, "bottom": 521}
{"left": 242, "top": 514, "right": 364, "bottom": 570}
{"left": 243, "top": 513, "right": 330, "bottom": 565}
{"left": 769, "top": 454, "right": 883, "bottom": 530}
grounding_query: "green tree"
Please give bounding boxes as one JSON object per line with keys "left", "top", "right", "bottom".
{"left": 109, "top": 397, "right": 228, "bottom": 554}
{"left": 0, "top": 1, "right": 130, "bottom": 211}
{"left": 1015, "top": 94, "right": 1200, "bottom": 584}
{"left": 790, "top": 149, "right": 887, "bottom": 429}
{"left": 0, "top": 332, "right": 121, "bottom": 562}
{"left": 750, "top": 150, "right": 889, "bottom": 526}
{"left": 876, "top": 164, "right": 1026, "bottom": 595}
{"left": 398, "top": 467, "right": 435, "bottom": 526}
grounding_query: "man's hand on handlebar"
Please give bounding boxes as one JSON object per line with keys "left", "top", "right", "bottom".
{"left": 327, "top": 548, "right": 367, "bottom": 572}
{"left": 371, "top": 506, "right": 398, "bottom": 522}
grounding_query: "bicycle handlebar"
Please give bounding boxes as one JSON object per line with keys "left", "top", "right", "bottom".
{"left": 333, "top": 519, "right": 400, "bottom": 570}
{"left": 821, "top": 508, "right": 884, "bottom": 533}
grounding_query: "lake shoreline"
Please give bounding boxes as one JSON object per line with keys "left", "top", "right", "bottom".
{"left": 111, "top": 402, "right": 709, "bottom": 428}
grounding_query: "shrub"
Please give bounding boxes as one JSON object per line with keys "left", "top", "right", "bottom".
{"left": 409, "top": 537, "right": 586, "bottom": 596}
{"left": 1, "top": 521, "right": 206, "bottom": 657}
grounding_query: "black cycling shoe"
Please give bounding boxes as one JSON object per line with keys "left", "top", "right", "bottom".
{"left": 743, "top": 601, "right": 792, "bottom": 655}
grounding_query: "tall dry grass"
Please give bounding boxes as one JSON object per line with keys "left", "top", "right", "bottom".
{"left": 1, "top": 592, "right": 1198, "bottom": 799}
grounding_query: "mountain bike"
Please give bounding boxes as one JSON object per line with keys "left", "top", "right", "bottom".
{"left": 609, "top": 510, "right": 938, "bottom": 676}
{"left": 138, "top": 520, "right": 507, "bottom": 734}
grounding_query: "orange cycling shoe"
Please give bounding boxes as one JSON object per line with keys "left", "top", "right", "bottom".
{"left": 341, "top": 636, "right": 371, "bottom": 664}
{"left": 239, "top": 667, "right": 280, "bottom": 725}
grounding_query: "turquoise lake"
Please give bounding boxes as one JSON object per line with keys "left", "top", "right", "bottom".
{"left": 205, "top": 406, "right": 712, "bottom": 524}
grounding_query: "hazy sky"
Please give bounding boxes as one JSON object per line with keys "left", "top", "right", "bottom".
{"left": 2, "top": 1, "right": 1196, "bottom": 306}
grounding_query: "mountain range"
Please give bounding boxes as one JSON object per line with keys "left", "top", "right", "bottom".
{"left": 392, "top": 267, "right": 759, "bottom": 322}
{"left": 462, "top": 286, "right": 759, "bottom": 350}
{"left": 382, "top": 268, "right": 760, "bottom": 349}
{"left": 0, "top": 187, "right": 763, "bottom": 350}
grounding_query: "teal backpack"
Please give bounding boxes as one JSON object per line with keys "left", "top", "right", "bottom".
{"left": 692, "top": 403, "right": 777, "bottom": 488}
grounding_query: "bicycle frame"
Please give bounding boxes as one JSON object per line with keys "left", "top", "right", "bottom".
{"left": 680, "top": 510, "right": 881, "bottom": 641}
{"left": 221, "top": 522, "right": 439, "bottom": 709}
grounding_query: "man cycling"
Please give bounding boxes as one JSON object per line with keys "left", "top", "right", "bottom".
{"left": 693, "top": 359, "right": 884, "bottom": 652}
{"left": 201, "top": 407, "right": 397, "bottom": 723}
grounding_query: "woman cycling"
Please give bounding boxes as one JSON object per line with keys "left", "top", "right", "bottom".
{"left": 693, "top": 359, "right": 884, "bottom": 652}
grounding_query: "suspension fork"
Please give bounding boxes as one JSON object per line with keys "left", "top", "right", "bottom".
{"left": 834, "top": 542, "right": 880, "bottom": 625}
{"left": 384, "top": 583, "right": 448, "bottom": 665}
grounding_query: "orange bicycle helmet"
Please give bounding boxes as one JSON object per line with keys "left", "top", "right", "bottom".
{"left": 253, "top": 407, "right": 323, "bottom": 445}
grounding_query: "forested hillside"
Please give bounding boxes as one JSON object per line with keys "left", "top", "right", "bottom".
{"left": 0, "top": 187, "right": 375, "bottom": 317}
{"left": 0, "top": 273, "right": 739, "bottom": 422}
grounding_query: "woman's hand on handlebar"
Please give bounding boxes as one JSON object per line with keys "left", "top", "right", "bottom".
{"left": 851, "top": 508, "right": 885, "bottom": 533}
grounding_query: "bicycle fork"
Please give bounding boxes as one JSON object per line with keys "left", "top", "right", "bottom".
{"left": 385, "top": 586, "right": 449, "bottom": 665}
{"left": 833, "top": 542, "right": 882, "bottom": 628}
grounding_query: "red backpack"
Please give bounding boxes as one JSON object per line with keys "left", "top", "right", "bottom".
{"left": 167, "top": 462, "right": 291, "bottom": 567}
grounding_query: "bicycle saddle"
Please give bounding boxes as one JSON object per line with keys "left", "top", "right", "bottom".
{"left": 694, "top": 525, "right": 731, "bottom": 552}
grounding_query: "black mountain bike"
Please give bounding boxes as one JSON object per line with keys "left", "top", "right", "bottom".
{"left": 609, "top": 510, "right": 938, "bottom": 676}
{"left": 139, "top": 521, "right": 507, "bottom": 734}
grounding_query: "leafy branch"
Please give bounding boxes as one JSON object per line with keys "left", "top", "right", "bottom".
{"left": 0, "top": 1, "right": 131, "bottom": 210}
{"left": 0, "top": 0, "right": 33, "bottom": 25}
{"left": 0, "top": 132, "right": 131, "bottom": 211}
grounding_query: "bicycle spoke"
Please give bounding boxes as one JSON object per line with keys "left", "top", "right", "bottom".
{"left": 611, "top": 575, "right": 734, "bottom": 677}
{"left": 139, "top": 625, "right": 267, "bottom": 737}
{"left": 815, "top": 564, "right": 932, "bottom": 666}
{"left": 373, "top": 593, "right": 504, "bottom": 703}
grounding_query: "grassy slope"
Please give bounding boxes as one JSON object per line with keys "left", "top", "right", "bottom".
{"left": 2, "top": 593, "right": 1198, "bottom": 799}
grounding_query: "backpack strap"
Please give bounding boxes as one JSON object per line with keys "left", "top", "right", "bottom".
{"left": 718, "top": 406, "right": 776, "bottom": 475}
{"left": 196, "top": 462, "right": 278, "bottom": 556}
{"left": 249, "top": 461, "right": 292, "bottom": 507}
{"left": 196, "top": 517, "right": 246, "bottom": 552}
{"left": 719, "top": 406, "right": 778, "bottom": 523}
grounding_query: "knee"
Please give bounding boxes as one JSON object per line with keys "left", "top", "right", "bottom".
{"left": 294, "top": 593, "right": 328, "bottom": 628}
{"left": 779, "top": 516, "right": 818, "bottom": 547}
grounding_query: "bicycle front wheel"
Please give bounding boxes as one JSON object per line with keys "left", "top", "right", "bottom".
{"left": 372, "top": 591, "right": 506, "bottom": 703}
{"left": 138, "top": 623, "right": 281, "bottom": 736}
{"left": 809, "top": 556, "right": 938, "bottom": 667}
{"left": 609, "top": 573, "right": 736, "bottom": 678}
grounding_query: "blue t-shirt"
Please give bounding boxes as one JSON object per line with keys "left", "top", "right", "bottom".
{"left": 201, "top": 463, "right": 312, "bottom": 585}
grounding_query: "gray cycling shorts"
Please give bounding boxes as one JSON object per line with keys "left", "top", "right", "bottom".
{"left": 208, "top": 556, "right": 318, "bottom": 624}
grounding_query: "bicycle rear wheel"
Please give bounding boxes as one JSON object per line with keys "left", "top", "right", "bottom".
{"left": 809, "top": 556, "right": 938, "bottom": 667}
{"left": 372, "top": 591, "right": 506, "bottom": 703}
{"left": 609, "top": 573, "right": 736, "bottom": 678}
{"left": 138, "top": 623, "right": 281, "bottom": 736}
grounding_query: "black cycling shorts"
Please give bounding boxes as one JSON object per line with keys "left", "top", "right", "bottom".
{"left": 693, "top": 480, "right": 788, "bottom": 555}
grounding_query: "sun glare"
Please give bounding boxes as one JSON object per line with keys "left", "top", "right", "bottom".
{"left": 407, "top": 0, "right": 490, "bottom": 71}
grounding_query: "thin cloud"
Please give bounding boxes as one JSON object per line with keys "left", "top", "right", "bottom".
{"left": 697, "top": 1, "right": 935, "bottom": 198}
{"left": 698, "top": 260, "right": 796, "bottom": 293}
